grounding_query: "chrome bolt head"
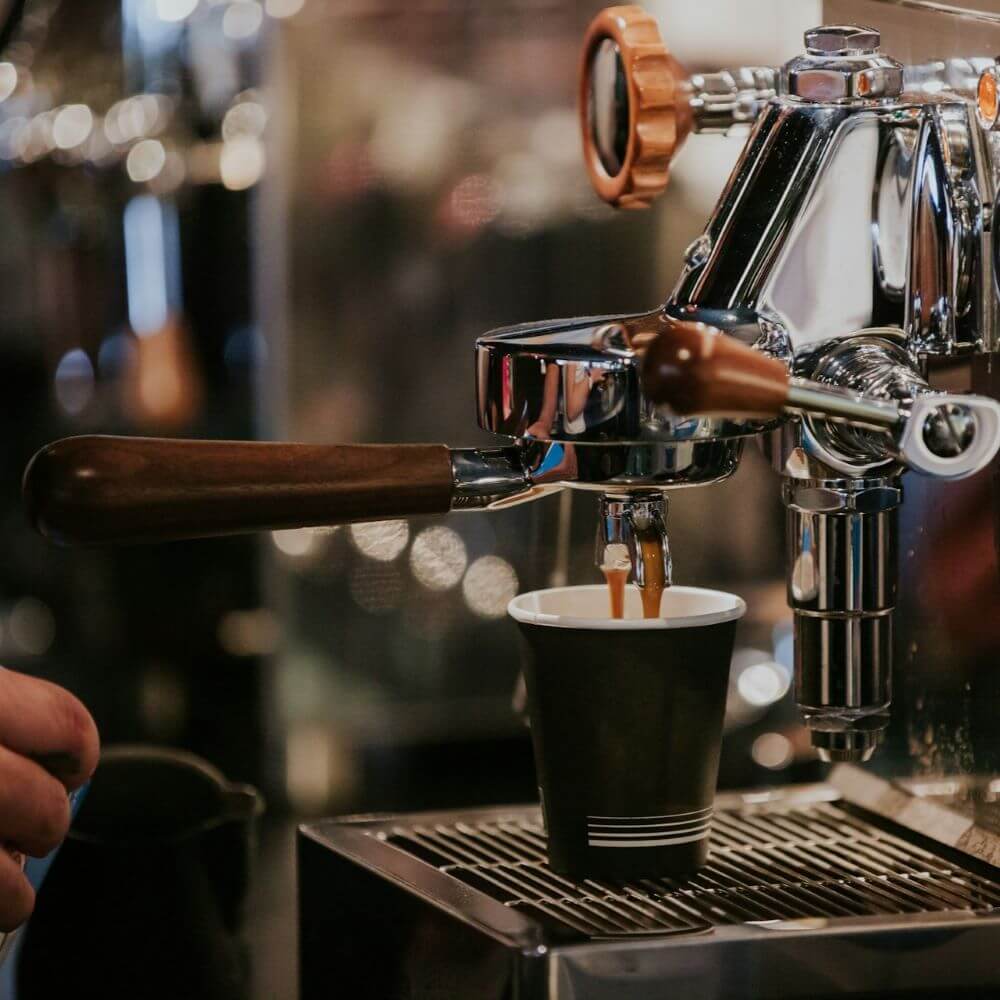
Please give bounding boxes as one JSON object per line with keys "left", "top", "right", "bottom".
{"left": 784, "top": 25, "right": 901, "bottom": 103}
{"left": 805, "top": 25, "right": 880, "bottom": 56}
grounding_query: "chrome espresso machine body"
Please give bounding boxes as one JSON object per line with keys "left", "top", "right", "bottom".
{"left": 474, "top": 5, "right": 1000, "bottom": 763}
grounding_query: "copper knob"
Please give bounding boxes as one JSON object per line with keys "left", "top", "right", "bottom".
{"left": 579, "top": 5, "right": 692, "bottom": 209}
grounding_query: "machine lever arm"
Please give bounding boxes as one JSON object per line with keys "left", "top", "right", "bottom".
{"left": 641, "top": 320, "right": 898, "bottom": 426}
{"left": 641, "top": 321, "right": 1000, "bottom": 478}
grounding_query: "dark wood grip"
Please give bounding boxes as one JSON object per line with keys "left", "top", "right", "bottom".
{"left": 641, "top": 320, "right": 789, "bottom": 415}
{"left": 24, "top": 436, "right": 455, "bottom": 546}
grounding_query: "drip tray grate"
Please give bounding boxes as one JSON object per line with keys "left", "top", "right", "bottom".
{"left": 379, "top": 801, "right": 1000, "bottom": 939}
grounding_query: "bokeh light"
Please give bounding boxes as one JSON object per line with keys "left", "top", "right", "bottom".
{"left": 222, "top": 1, "right": 264, "bottom": 40}
{"left": 9, "top": 598, "right": 55, "bottom": 655}
{"left": 156, "top": 0, "right": 199, "bottom": 21}
{"left": 52, "top": 104, "right": 93, "bottom": 149}
{"left": 409, "top": 526, "right": 467, "bottom": 591}
{"left": 462, "top": 555, "right": 518, "bottom": 618}
{"left": 349, "top": 520, "right": 409, "bottom": 562}
{"left": 272, "top": 527, "right": 320, "bottom": 558}
{"left": 736, "top": 658, "right": 790, "bottom": 707}
{"left": 126, "top": 138, "right": 167, "bottom": 182}
{"left": 54, "top": 348, "right": 95, "bottom": 416}
{"left": 220, "top": 135, "right": 265, "bottom": 189}
{"left": 752, "top": 731, "right": 794, "bottom": 770}
{"left": 0, "top": 63, "right": 17, "bottom": 103}
{"left": 222, "top": 100, "right": 267, "bottom": 141}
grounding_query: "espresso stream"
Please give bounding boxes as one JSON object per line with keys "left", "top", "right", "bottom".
{"left": 602, "top": 535, "right": 666, "bottom": 619}
{"left": 602, "top": 566, "right": 628, "bottom": 618}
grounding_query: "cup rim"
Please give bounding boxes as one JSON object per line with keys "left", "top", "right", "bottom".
{"left": 508, "top": 584, "right": 747, "bottom": 630}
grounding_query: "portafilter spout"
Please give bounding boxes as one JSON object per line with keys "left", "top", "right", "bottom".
{"left": 596, "top": 491, "right": 671, "bottom": 608}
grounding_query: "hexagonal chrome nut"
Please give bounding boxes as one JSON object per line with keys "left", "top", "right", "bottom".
{"left": 783, "top": 57, "right": 903, "bottom": 102}
{"left": 805, "top": 25, "right": 880, "bottom": 56}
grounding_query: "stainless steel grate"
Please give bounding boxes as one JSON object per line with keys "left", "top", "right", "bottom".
{"left": 379, "top": 801, "right": 1000, "bottom": 939}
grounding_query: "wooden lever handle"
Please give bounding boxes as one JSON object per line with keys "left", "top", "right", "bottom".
{"left": 641, "top": 320, "right": 789, "bottom": 415}
{"left": 24, "top": 436, "right": 455, "bottom": 546}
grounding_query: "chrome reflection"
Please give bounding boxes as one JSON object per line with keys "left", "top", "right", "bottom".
{"left": 475, "top": 311, "right": 778, "bottom": 446}
{"left": 588, "top": 37, "right": 628, "bottom": 177}
{"left": 669, "top": 99, "right": 990, "bottom": 358}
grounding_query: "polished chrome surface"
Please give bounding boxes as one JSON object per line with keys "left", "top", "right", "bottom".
{"left": 784, "top": 478, "right": 900, "bottom": 614}
{"left": 654, "top": 24, "right": 1000, "bottom": 758}
{"left": 805, "top": 25, "right": 881, "bottom": 56}
{"left": 785, "top": 26, "right": 903, "bottom": 102}
{"left": 475, "top": 311, "right": 776, "bottom": 446}
{"left": 825, "top": 0, "right": 1000, "bottom": 788}
{"left": 785, "top": 475, "right": 898, "bottom": 760}
{"left": 906, "top": 57, "right": 997, "bottom": 102}
{"left": 588, "top": 38, "right": 628, "bottom": 177}
{"left": 450, "top": 439, "right": 746, "bottom": 507}
{"left": 559, "top": 438, "right": 746, "bottom": 489}
{"left": 800, "top": 337, "right": 924, "bottom": 471}
{"left": 596, "top": 492, "right": 671, "bottom": 590}
{"left": 668, "top": 103, "right": 992, "bottom": 357}
{"left": 688, "top": 67, "right": 778, "bottom": 134}
{"left": 794, "top": 615, "right": 893, "bottom": 760}
{"left": 449, "top": 447, "right": 533, "bottom": 510}
{"left": 469, "top": 17, "right": 1000, "bottom": 763}
{"left": 365, "top": 792, "right": 1000, "bottom": 936}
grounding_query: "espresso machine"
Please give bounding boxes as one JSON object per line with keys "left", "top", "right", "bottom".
{"left": 21, "top": 0, "right": 1000, "bottom": 995}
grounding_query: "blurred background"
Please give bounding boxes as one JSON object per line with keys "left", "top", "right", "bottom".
{"left": 0, "top": 0, "right": 902, "bottom": 994}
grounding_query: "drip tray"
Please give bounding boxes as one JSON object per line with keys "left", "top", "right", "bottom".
{"left": 379, "top": 800, "right": 1000, "bottom": 939}
{"left": 299, "top": 780, "right": 1000, "bottom": 1000}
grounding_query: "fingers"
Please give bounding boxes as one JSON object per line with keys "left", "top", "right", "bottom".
{"left": 0, "top": 746, "right": 72, "bottom": 857}
{"left": 0, "top": 847, "right": 34, "bottom": 932}
{"left": 0, "top": 669, "right": 99, "bottom": 791}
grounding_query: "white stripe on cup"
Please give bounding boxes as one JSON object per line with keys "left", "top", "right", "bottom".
{"left": 586, "top": 810, "right": 713, "bottom": 848}
{"left": 588, "top": 817, "right": 712, "bottom": 830}
{"left": 589, "top": 824, "right": 709, "bottom": 838}
{"left": 588, "top": 831, "right": 710, "bottom": 848}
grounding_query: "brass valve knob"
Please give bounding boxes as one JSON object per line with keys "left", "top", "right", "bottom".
{"left": 579, "top": 5, "right": 691, "bottom": 209}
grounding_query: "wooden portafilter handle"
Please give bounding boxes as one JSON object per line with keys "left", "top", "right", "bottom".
{"left": 23, "top": 436, "right": 456, "bottom": 546}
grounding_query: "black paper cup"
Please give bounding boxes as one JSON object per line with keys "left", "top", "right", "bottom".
{"left": 508, "top": 584, "right": 745, "bottom": 881}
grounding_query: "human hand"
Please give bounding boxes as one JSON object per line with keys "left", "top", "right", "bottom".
{"left": 0, "top": 668, "right": 98, "bottom": 930}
